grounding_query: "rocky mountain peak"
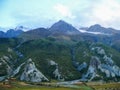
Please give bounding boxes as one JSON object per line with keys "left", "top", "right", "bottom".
{"left": 87, "top": 24, "right": 120, "bottom": 35}
{"left": 91, "top": 24, "right": 101, "bottom": 28}
{"left": 87, "top": 24, "right": 105, "bottom": 32}
{"left": 49, "top": 20, "right": 80, "bottom": 35}
{"left": 57, "top": 20, "right": 66, "bottom": 24}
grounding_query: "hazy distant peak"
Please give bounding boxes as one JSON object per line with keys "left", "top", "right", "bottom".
{"left": 88, "top": 24, "right": 103, "bottom": 30}
{"left": 50, "top": 20, "right": 71, "bottom": 28}
{"left": 85, "top": 24, "right": 120, "bottom": 35}
{"left": 49, "top": 20, "right": 80, "bottom": 35}
{"left": 57, "top": 20, "right": 66, "bottom": 23}
{"left": 91, "top": 24, "right": 101, "bottom": 27}
{"left": 15, "top": 26, "right": 30, "bottom": 31}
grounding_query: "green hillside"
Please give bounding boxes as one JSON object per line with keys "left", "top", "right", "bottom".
{"left": 0, "top": 37, "right": 120, "bottom": 81}
{"left": 16, "top": 37, "right": 120, "bottom": 81}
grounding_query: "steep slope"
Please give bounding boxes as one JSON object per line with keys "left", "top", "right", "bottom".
{"left": 0, "top": 38, "right": 21, "bottom": 81}
{"left": 72, "top": 41, "right": 120, "bottom": 81}
{"left": 19, "top": 20, "right": 81, "bottom": 42}
{"left": 6, "top": 29, "right": 23, "bottom": 38}
{"left": 79, "top": 25, "right": 120, "bottom": 51}
{"left": 0, "top": 20, "right": 120, "bottom": 82}
{"left": 0, "top": 31, "right": 5, "bottom": 37}
{"left": 0, "top": 37, "right": 120, "bottom": 82}
{"left": 49, "top": 20, "right": 80, "bottom": 35}
{"left": 85, "top": 24, "right": 120, "bottom": 35}
{"left": 0, "top": 26, "right": 24, "bottom": 38}
{"left": 16, "top": 38, "right": 120, "bottom": 82}
{"left": 17, "top": 38, "right": 80, "bottom": 81}
{"left": 0, "top": 29, "right": 24, "bottom": 38}
{"left": 20, "top": 58, "right": 49, "bottom": 82}
{"left": 20, "top": 28, "right": 51, "bottom": 40}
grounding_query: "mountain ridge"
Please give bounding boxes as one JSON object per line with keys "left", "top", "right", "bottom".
{"left": 0, "top": 20, "right": 120, "bottom": 83}
{"left": 49, "top": 20, "right": 80, "bottom": 35}
{"left": 82, "top": 24, "right": 120, "bottom": 35}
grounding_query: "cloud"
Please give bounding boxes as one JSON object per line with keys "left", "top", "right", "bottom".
{"left": 81, "top": 0, "right": 120, "bottom": 29}
{"left": 1, "top": 0, "right": 120, "bottom": 30}
{"left": 92, "top": 0, "right": 120, "bottom": 22}
{"left": 54, "top": 4, "right": 75, "bottom": 19}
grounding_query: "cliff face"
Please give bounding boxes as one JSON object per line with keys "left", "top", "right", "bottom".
{"left": 82, "top": 47, "right": 120, "bottom": 81}
{"left": 20, "top": 58, "right": 49, "bottom": 82}
{"left": 49, "top": 60, "right": 63, "bottom": 80}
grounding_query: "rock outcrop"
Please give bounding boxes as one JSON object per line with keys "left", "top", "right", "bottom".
{"left": 0, "top": 56, "right": 13, "bottom": 76}
{"left": 49, "top": 60, "right": 63, "bottom": 80}
{"left": 83, "top": 47, "right": 120, "bottom": 81}
{"left": 84, "top": 56, "right": 101, "bottom": 81}
{"left": 20, "top": 58, "right": 49, "bottom": 82}
{"left": 12, "top": 62, "right": 25, "bottom": 77}
{"left": 77, "top": 62, "right": 87, "bottom": 71}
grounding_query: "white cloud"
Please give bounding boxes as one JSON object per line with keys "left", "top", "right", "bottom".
{"left": 93, "top": 0, "right": 120, "bottom": 21}
{"left": 54, "top": 4, "right": 75, "bottom": 19}
{"left": 84, "top": 0, "right": 120, "bottom": 29}
{"left": 1, "top": 0, "right": 120, "bottom": 30}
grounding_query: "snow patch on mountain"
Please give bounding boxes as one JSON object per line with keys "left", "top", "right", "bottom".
{"left": 79, "top": 29, "right": 111, "bottom": 35}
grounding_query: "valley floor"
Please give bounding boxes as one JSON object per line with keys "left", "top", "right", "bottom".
{"left": 0, "top": 80, "right": 92, "bottom": 90}
{"left": 87, "top": 82, "right": 120, "bottom": 90}
{"left": 0, "top": 80, "right": 120, "bottom": 90}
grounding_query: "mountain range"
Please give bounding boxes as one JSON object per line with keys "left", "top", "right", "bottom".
{"left": 81, "top": 24, "right": 120, "bottom": 35}
{"left": 0, "top": 26, "right": 29, "bottom": 38}
{"left": 0, "top": 20, "right": 120, "bottom": 83}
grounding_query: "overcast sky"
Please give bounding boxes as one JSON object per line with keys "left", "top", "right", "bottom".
{"left": 0, "top": 0, "right": 120, "bottom": 30}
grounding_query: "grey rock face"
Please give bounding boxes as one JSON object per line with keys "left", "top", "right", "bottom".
{"left": 0, "top": 56, "right": 13, "bottom": 76}
{"left": 90, "top": 56, "right": 101, "bottom": 68}
{"left": 12, "top": 62, "right": 25, "bottom": 77}
{"left": 82, "top": 47, "right": 120, "bottom": 81}
{"left": 91, "top": 47, "right": 105, "bottom": 55}
{"left": 53, "top": 66, "right": 61, "bottom": 80}
{"left": 0, "top": 76, "right": 6, "bottom": 81}
{"left": 49, "top": 20, "right": 80, "bottom": 35}
{"left": 20, "top": 58, "right": 49, "bottom": 82}
{"left": 77, "top": 62, "right": 87, "bottom": 71}
{"left": 49, "top": 60, "right": 57, "bottom": 66}
{"left": 84, "top": 56, "right": 101, "bottom": 81}
{"left": 103, "top": 55, "right": 114, "bottom": 65}
{"left": 49, "top": 60, "right": 63, "bottom": 80}
{"left": 99, "top": 63, "right": 120, "bottom": 78}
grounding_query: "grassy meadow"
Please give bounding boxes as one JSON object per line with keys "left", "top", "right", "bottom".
{"left": 0, "top": 81, "right": 93, "bottom": 90}
{"left": 1, "top": 80, "right": 120, "bottom": 90}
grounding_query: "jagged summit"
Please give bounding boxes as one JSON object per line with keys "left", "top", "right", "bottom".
{"left": 91, "top": 24, "right": 101, "bottom": 28}
{"left": 56, "top": 20, "right": 66, "bottom": 24}
{"left": 49, "top": 20, "right": 80, "bottom": 35}
{"left": 86, "top": 24, "right": 120, "bottom": 34}
{"left": 20, "top": 28, "right": 51, "bottom": 40}
{"left": 6, "top": 29, "right": 23, "bottom": 38}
